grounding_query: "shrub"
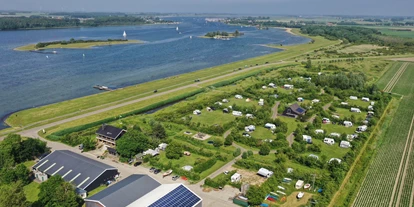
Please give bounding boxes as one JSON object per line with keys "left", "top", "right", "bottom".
{"left": 193, "top": 159, "right": 217, "bottom": 173}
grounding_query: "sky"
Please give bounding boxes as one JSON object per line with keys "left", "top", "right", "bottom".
{"left": 0, "top": 0, "right": 412, "bottom": 16}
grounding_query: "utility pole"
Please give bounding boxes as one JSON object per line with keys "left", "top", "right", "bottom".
{"left": 312, "top": 174, "right": 316, "bottom": 191}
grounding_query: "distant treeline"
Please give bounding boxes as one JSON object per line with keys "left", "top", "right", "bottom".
{"left": 205, "top": 30, "right": 242, "bottom": 37}
{"left": 227, "top": 18, "right": 318, "bottom": 28}
{"left": 35, "top": 38, "right": 127, "bottom": 49}
{"left": 0, "top": 16, "right": 172, "bottom": 30}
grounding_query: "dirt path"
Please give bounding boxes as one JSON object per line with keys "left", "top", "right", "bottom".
{"left": 271, "top": 101, "right": 280, "bottom": 119}
{"left": 389, "top": 115, "right": 414, "bottom": 207}
{"left": 286, "top": 132, "right": 294, "bottom": 147}
{"left": 223, "top": 129, "right": 232, "bottom": 138}
{"left": 384, "top": 62, "right": 408, "bottom": 92}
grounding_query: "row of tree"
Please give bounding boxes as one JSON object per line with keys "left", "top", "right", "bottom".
{"left": 205, "top": 30, "right": 241, "bottom": 37}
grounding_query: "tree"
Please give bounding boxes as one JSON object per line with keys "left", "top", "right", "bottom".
{"left": 0, "top": 182, "right": 29, "bottom": 207}
{"left": 116, "top": 130, "right": 150, "bottom": 158}
{"left": 242, "top": 152, "right": 248, "bottom": 159}
{"left": 152, "top": 123, "right": 167, "bottom": 139}
{"left": 36, "top": 176, "right": 83, "bottom": 207}
{"left": 246, "top": 185, "right": 265, "bottom": 205}
{"left": 165, "top": 142, "right": 183, "bottom": 160}
{"left": 224, "top": 136, "right": 233, "bottom": 146}
{"left": 259, "top": 144, "right": 270, "bottom": 155}
{"left": 213, "top": 138, "right": 223, "bottom": 148}
{"left": 305, "top": 59, "right": 312, "bottom": 69}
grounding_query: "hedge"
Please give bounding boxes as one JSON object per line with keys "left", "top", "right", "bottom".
{"left": 193, "top": 158, "right": 217, "bottom": 173}
{"left": 47, "top": 88, "right": 205, "bottom": 139}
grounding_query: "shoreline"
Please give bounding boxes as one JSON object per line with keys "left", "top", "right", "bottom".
{"left": 14, "top": 39, "right": 142, "bottom": 51}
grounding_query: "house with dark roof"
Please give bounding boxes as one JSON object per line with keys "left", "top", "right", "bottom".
{"left": 283, "top": 103, "right": 307, "bottom": 118}
{"left": 85, "top": 174, "right": 202, "bottom": 207}
{"left": 32, "top": 150, "right": 118, "bottom": 193}
{"left": 96, "top": 124, "right": 126, "bottom": 146}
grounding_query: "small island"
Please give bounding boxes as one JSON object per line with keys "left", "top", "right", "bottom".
{"left": 202, "top": 30, "right": 244, "bottom": 39}
{"left": 14, "top": 38, "right": 142, "bottom": 51}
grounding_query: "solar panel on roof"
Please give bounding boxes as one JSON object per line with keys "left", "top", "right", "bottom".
{"left": 148, "top": 185, "right": 201, "bottom": 207}
{"left": 296, "top": 108, "right": 305, "bottom": 113}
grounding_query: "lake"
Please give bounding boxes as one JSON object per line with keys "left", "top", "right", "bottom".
{"left": 0, "top": 17, "right": 309, "bottom": 129}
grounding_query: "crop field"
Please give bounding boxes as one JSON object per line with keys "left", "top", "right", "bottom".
{"left": 376, "top": 62, "right": 403, "bottom": 90}
{"left": 378, "top": 29, "right": 414, "bottom": 39}
{"left": 353, "top": 63, "right": 414, "bottom": 207}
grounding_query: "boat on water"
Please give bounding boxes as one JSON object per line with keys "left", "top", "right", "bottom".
{"left": 163, "top": 169, "right": 173, "bottom": 178}
{"left": 190, "top": 36, "right": 192, "bottom": 39}
{"left": 123, "top": 31, "right": 127, "bottom": 38}
{"left": 52, "top": 51, "right": 57, "bottom": 54}
{"left": 176, "top": 27, "right": 179, "bottom": 31}
{"left": 93, "top": 85, "right": 111, "bottom": 91}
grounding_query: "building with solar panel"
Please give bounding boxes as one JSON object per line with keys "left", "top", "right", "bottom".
{"left": 85, "top": 174, "right": 202, "bottom": 207}
{"left": 283, "top": 103, "right": 307, "bottom": 118}
{"left": 32, "top": 150, "right": 118, "bottom": 194}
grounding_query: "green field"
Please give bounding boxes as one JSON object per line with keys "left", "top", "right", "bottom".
{"left": 321, "top": 123, "right": 355, "bottom": 135}
{"left": 250, "top": 127, "right": 275, "bottom": 140}
{"left": 14, "top": 40, "right": 141, "bottom": 51}
{"left": 311, "top": 139, "right": 350, "bottom": 159}
{"left": 376, "top": 62, "right": 404, "bottom": 90}
{"left": 339, "top": 44, "right": 384, "bottom": 53}
{"left": 23, "top": 182, "right": 40, "bottom": 202}
{"left": 353, "top": 63, "right": 414, "bottom": 207}
{"left": 3, "top": 29, "right": 339, "bottom": 132}
{"left": 190, "top": 110, "right": 235, "bottom": 125}
{"left": 378, "top": 29, "right": 414, "bottom": 39}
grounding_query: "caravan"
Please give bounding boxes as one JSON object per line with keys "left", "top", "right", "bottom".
{"left": 302, "top": 135, "right": 312, "bottom": 144}
{"left": 324, "top": 138, "right": 335, "bottom": 145}
{"left": 350, "top": 107, "right": 361, "bottom": 113}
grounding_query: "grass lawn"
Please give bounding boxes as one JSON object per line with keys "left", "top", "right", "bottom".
{"left": 311, "top": 139, "right": 350, "bottom": 159}
{"left": 335, "top": 108, "right": 366, "bottom": 121}
{"left": 87, "top": 185, "right": 107, "bottom": 197}
{"left": 250, "top": 127, "right": 275, "bottom": 140}
{"left": 338, "top": 44, "right": 384, "bottom": 53}
{"left": 346, "top": 99, "right": 370, "bottom": 108}
{"left": 321, "top": 123, "right": 355, "bottom": 135}
{"left": 23, "top": 182, "right": 40, "bottom": 202}
{"left": 4, "top": 29, "right": 338, "bottom": 131}
{"left": 23, "top": 160, "right": 36, "bottom": 169}
{"left": 228, "top": 97, "right": 258, "bottom": 108}
{"left": 190, "top": 110, "right": 235, "bottom": 125}
{"left": 378, "top": 29, "right": 414, "bottom": 38}
{"left": 278, "top": 116, "right": 302, "bottom": 135}
{"left": 376, "top": 62, "right": 403, "bottom": 90}
{"left": 157, "top": 151, "right": 204, "bottom": 168}
{"left": 14, "top": 40, "right": 141, "bottom": 51}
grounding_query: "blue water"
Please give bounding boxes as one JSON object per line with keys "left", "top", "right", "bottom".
{"left": 0, "top": 17, "right": 309, "bottom": 129}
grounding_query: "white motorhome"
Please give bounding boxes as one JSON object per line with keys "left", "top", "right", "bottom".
{"left": 232, "top": 111, "right": 243, "bottom": 116}
{"left": 344, "top": 121, "right": 353, "bottom": 127}
{"left": 324, "top": 138, "right": 335, "bottom": 145}
{"left": 350, "top": 96, "right": 358, "bottom": 100}
{"left": 350, "top": 108, "right": 361, "bottom": 113}
{"left": 340, "top": 140, "right": 351, "bottom": 148}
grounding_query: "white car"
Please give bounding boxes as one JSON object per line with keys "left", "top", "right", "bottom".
{"left": 297, "top": 192, "right": 304, "bottom": 199}
{"left": 224, "top": 171, "right": 229, "bottom": 175}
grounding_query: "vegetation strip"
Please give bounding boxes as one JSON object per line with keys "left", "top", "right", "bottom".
{"left": 383, "top": 62, "right": 408, "bottom": 92}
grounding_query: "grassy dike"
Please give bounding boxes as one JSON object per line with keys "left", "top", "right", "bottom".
{"left": 14, "top": 40, "right": 141, "bottom": 51}
{"left": 4, "top": 29, "right": 340, "bottom": 132}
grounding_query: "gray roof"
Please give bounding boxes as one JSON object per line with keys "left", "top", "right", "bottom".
{"left": 85, "top": 174, "right": 161, "bottom": 207}
{"left": 32, "top": 150, "right": 117, "bottom": 190}
{"left": 290, "top": 103, "right": 306, "bottom": 115}
{"left": 96, "top": 124, "right": 125, "bottom": 139}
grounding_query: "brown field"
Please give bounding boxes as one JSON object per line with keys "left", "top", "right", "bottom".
{"left": 390, "top": 57, "right": 414, "bottom": 62}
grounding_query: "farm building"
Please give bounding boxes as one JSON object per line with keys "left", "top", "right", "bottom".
{"left": 96, "top": 124, "right": 126, "bottom": 146}
{"left": 324, "top": 138, "right": 335, "bottom": 145}
{"left": 315, "top": 129, "right": 324, "bottom": 134}
{"left": 283, "top": 103, "right": 306, "bottom": 118}
{"left": 297, "top": 97, "right": 304, "bottom": 102}
{"left": 340, "top": 141, "right": 351, "bottom": 148}
{"left": 344, "top": 121, "right": 353, "bottom": 127}
{"left": 350, "top": 96, "right": 358, "bottom": 100}
{"left": 302, "top": 135, "right": 312, "bottom": 144}
{"left": 85, "top": 174, "right": 202, "bottom": 207}
{"left": 32, "top": 150, "right": 118, "bottom": 192}
{"left": 233, "top": 111, "right": 243, "bottom": 116}
{"left": 362, "top": 97, "right": 370, "bottom": 102}
{"left": 257, "top": 168, "right": 273, "bottom": 178}
{"left": 193, "top": 110, "right": 201, "bottom": 115}
{"left": 329, "top": 158, "right": 342, "bottom": 164}
{"left": 308, "top": 154, "right": 319, "bottom": 160}
{"left": 264, "top": 123, "right": 276, "bottom": 130}
{"left": 330, "top": 132, "right": 341, "bottom": 137}
{"left": 231, "top": 173, "right": 242, "bottom": 183}
{"left": 350, "top": 108, "right": 361, "bottom": 113}
{"left": 295, "top": 180, "right": 304, "bottom": 189}
{"left": 269, "top": 83, "right": 276, "bottom": 88}
{"left": 357, "top": 125, "right": 368, "bottom": 132}
{"left": 283, "top": 84, "right": 294, "bottom": 89}
{"left": 235, "top": 95, "right": 243, "bottom": 99}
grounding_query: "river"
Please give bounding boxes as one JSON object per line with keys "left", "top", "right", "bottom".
{"left": 0, "top": 17, "right": 309, "bottom": 129}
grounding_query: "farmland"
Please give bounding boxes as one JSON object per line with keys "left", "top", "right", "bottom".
{"left": 353, "top": 63, "right": 414, "bottom": 207}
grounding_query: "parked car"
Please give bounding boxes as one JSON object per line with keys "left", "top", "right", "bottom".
{"left": 133, "top": 161, "right": 142, "bottom": 167}
{"left": 172, "top": 175, "right": 180, "bottom": 181}
{"left": 154, "top": 169, "right": 161, "bottom": 174}
{"left": 149, "top": 167, "right": 156, "bottom": 172}
{"left": 224, "top": 171, "right": 229, "bottom": 175}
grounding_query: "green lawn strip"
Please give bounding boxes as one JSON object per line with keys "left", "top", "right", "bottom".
{"left": 87, "top": 185, "right": 107, "bottom": 197}
{"left": 311, "top": 139, "right": 350, "bottom": 159}
{"left": 391, "top": 63, "right": 414, "bottom": 95}
{"left": 378, "top": 29, "right": 414, "bottom": 39}
{"left": 334, "top": 108, "right": 366, "bottom": 121}
{"left": 376, "top": 62, "right": 403, "bottom": 90}
{"left": 321, "top": 123, "right": 355, "bottom": 135}
{"left": 6, "top": 31, "right": 337, "bottom": 128}
{"left": 23, "top": 182, "right": 40, "bottom": 202}
{"left": 346, "top": 99, "right": 370, "bottom": 108}
{"left": 190, "top": 110, "right": 235, "bottom": 126}
{"left": 23, "top": 160, "right": 36, "bottom": 169}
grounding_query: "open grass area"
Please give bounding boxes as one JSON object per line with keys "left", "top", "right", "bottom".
{"left": 376, "top": 62, "right": 403, "bottom": 90}
{"left": 250, "top": 127, "right": 275, "bottom": 140}
{"left": 4, "top": 29, "right": 338, "bottom": 130}
{"left": 228, "top": 97, "right": 258, "bottom": 108}
{"left": 311, "top": 139, "right": 350, "bottom": 159}
{"left": 335, "top": 108, "right": 366, "bottom": 121}
{"left": 23, "top": 181, "right": 40, "bottom": 202}
{"left": 321, "top": 123, "right": 355, "bottom": 135}
{"left": 14, "top": 40, "right": 141, "bottom": 51}
{"left": 190, "top": 110, "right": 235, "bottom": 125}
{"left": 23, "top": 160, "right": 36, "bottom": 169}
{"left": 346, "top": 99, "right": 371, "bottom": 108}
{"left": 390, "top": 63, "right": 414, "bottom": 95}
{"left": 278, "top": 116, "right": 302, "bottom": 135}
{"left": 339, "top": 44, "right": 384, "bottom": 53}
{"left": 378, "top": 29, "right": 414, "bottom": 39}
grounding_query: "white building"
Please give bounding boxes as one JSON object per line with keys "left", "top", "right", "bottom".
{"left": 232, "top": 111, "right": 243, "bottom": 116}
{"left": 257, "top": 168, "right": 273, "bottom": 178}
{"left": 344, "top": 121, "right": 353, "bottom": 127}
{"left": 340, "top": 141, "right": 351, "bottom": 148}
{"left": 295, "top": 180, "right": 304, "bottom": 189}
{"left": 231, "top": 173, "right": 242, "bottom": 183}
{"left": 302, "top": 135, "right": 312, "bottom": 144}
{"left": 324, "top": 138, "right": 335, "bottom": 145}
{"left": 350, "top": 108, "right": 361, "bottom": 113}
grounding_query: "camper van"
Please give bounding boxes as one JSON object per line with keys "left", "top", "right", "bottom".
{"left": 357, "top": 125, "right": 368, "bottom": 132}
{"left": 344, "top": 121, "right": 353, "bottom": 127}
{"left": 350, "top": 108, "right": 361, "bottom": 113}
{"left": 324, "top": 138, "right": 335, "bottom": 145}
{"left": 265, "top": 123, "right": 276, "bottom": 130}
{"left": 302, "top": 135, "right": 312, "bottom": 144}
{"left": 315, "top": 129, "right": 324, "bottom": 134}
{"left": 362, "top": 97, "right": 370, "bottom": 102}
{"left": 232, "top": 111, "right": 243, "bottom": 116}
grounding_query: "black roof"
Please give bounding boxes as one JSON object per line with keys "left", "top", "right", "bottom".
{"left": 96, "top": 124, "right": 124, "bottom": 139}
{"left": 85, "top": 174, "right": 161, "bottom": 207}
{"left": 290, "top": 103, "right": 306, "bottom": 115}
{"left": 107, "top": 147, "right": 117, "bottom": 154}
{"left": 32, "top": 150, "right": 117, "bottom": 190}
